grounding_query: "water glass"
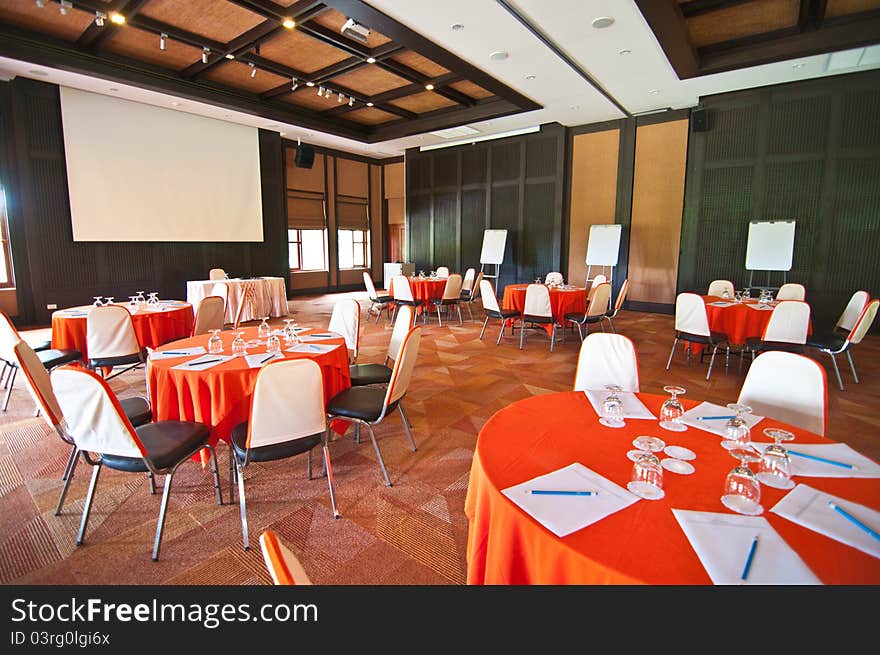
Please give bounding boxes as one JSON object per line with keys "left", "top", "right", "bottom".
{"left": 208, "top": 329, "right": 223, "bottom": 355}
{"left": 599, "top": 385, "right": 625, "bottom": 428}
{"left": 734, "top": 291, "right": 743, "bottom": 303}
{"left": 258, "top": 316, "right": 271, "bottom": 340}
{"left": 721, "top": 403, "right": 752, "bottom": 450}
{"left": 627, "top": 453, "right": 665, "bottom": 500}
{"left": 147, "top": 292, "right": 159, "bottom": 306}
{"left": 104, "top": 296, "right": 115, "bottom": 305}
{"left": 231, "top": 331, "right": 247, "bottom": 357}
{"left": 419, "top": 270, "right": 426, "bottom": 279}
{"left": 659, "top": 385, "right": 687, "bottom": 432}
{"left": 93, "top": 296, "right": 103, "bottom": 307}
{"left": 266, "top": 333, "right": 281, "bottom": 354}
{"left": 721, "top": 461, "right": 763, "bottom": 515}
{"left": 756, "top": 444, "right": 794, "bottom": 490}
{"left": 128, "top": 296, "right": 139, "bottom": 312}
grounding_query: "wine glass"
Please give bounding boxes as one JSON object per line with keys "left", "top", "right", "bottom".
{"left": 627, "top": 453, "right": 665, "bottom": 500}
{"left": 756, "top": 444, "right": 794, "bottom": 490}
{"left": 282, "top": 318, "right": 296, "bottom": 344}
{"left": 93, "top": 296, "right": 104, "bottom": 307}
{"left": 743, "top": 288, "right": 751, "bottom": 301}
{"left": 721, "top": 287, "right": 730, "bottom": 300}
{"left": 734, "top": 290, "right": 743, "bottom": 303}
{"left": 147, "top": 292, "right": 159, "bottom": 306}
{"left": 659, "top": 386, "right": 687, "bottom": 432}
{"left": 419, "top": 270, "right": 425, "bottom": 278}
{"left": 258, "top": 316, "right": 271, "bottom": 340}
{"left": 104, "top": 296, "right": 115, "bottom": 305}
{"left": 128, "top": 295, "right": 139, "bottom": 312}
{"left": 208, "top": 329, "right": 223, "bottom": 355}
{"left": 429, "top": 270, "right": 436, "bottom": 278}
{"left": 720, "top": 448, "right": 763, "bottom": 515}
{"left": 763, "top": 427, "right": 795, "bottom": 445}
{"left": 266, "top": 332, "right": 281, "bottom": 354}
{"left": 231, "top": 331, "right": 247, "bottom": 357}
{"left": 721, "top": 403, "right": 752, "bottom": 450}
{"left": 599, "top": 385, "right": 625, "bottom": 428}
{"left": 632, "top": 435, "right": 665, "bottom": 453}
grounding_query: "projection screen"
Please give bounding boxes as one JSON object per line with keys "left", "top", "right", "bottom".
{"left": 60, "top": 87, "right": 264, "bottom": 242}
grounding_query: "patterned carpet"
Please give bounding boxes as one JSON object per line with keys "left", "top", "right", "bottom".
{"left": 1, "top": 292, "right": 877, "bottom": 585}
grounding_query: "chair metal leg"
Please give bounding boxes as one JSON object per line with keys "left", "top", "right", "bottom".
{"left": 307, "top": 448, "right": 313, "bottom": 480}
{"left": 55, "top": 448, "right": 80, "bottom": 516}
{"left": 363, "top": 422, "right": 391, "bottom": 487}
{"left": 228, "top": 447, "right": 236, "bottom": 495}
{"left": 550, "top": 324, "right": 556, "bottom": 353}
{"left": 77, "top": 462, "right": 102, "bottom": 545}
{"left": 390, "top": 305, "right": 398, "bottom": 324}
{"left": 206, "top": 445, "right": 222, "bottom": 506}
{"left": 666, "top": 337, "right": 679, "bottom": 370}
{"left": 706, "top": 345, "right": 719, "bottom": 381}
{"left": 148, "top": 471, "right": 157, "bottom": 495}
{"left": 607, "top": 317, "right": 616, "bottom": 333}
{"left": 398, "top": 404, "right": 417, "bottom": 451}
{"left": 845, "top": 350, "right": 858, "bottom": 384}
{"left": 496, "top": 320, "right": 507, "bottom": 346}
{"left": 151, "top": 469, "right": 177, "bottom": 561}
{"left": 829, "top": 353, "right": 844, "bottom": 391}
{"left": 235, "top": 459, "right": 250, "bottom": 550}
{"left": 61, "top": 443, "right": 77, "bottom": 481}
{"left": 2, "top": 367, "right": 17, "bottom": 411}
{"left": 355, "top": 422, "right": 361, "bottom": 444}
{"left": 0, "top": 362, "right": 8, "bottom": 388}
{"left": 576, "top": 323, "right": 584, "bottom": 343}
{"left": 437, "top": 306, "right": 442, "bottom": 327}
{"left": 479, "top": 316, "right": 490, "bottom": 340}
{"left": 519, "top": 321, "right": 526, "bottom": 349}
{"left": 457, "top": 305, "right": 463, "bottom": 325}
{"left": 323, "top": 430, "right": 339, "bottom": 519}
{"left": 466, "top": 303, "right": 473, "bottom": 322}
{"left": 725, "top": 346, "right": 731, "bottom": 370}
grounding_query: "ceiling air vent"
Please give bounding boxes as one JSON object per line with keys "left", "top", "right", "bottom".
{"left": 429, "top": 125, "right": 480, "bottom": 139}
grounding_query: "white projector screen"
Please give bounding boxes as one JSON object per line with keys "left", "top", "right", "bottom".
{"left": 60, "top": 87, "right": 264, "bottom": 242}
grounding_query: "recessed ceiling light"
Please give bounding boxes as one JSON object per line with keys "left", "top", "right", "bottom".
{"left": 366, "top": 101, "right": 374, "bottom": 107}
{"left": 489, "top": 50, "right": 509, "bottom": 61}
{"left": 366, "top": 57, "right": 376, "bottom": 64}
{"left": 306, "top": 81, "right": 315, "bottom": 87}
{"left": 792, "top": 62, "right": 805, "bottom": 69}
{"left": 28, "top": 69, "right": 49, "bottom": 76}
{"left": 619, "top": 49, "right": 631, "bottom": 56}
{"left": 425, "top": 83, "right": 434, "bottom": 91}
{"left": 591, "top": 16, "right": 615, "bottom": 29}
{"left": 110, "top": 12, "right": 125, "bottom": 25}
{"left": 525, "top": 74, "right": 536, "bottom": 80}
{"left": 225, "top": 53, "right": 235, "bottom": 59}
{"left": 649, "top": 89, "right": 660, "bottom": 95}
{"left": 282, "top": 18, "right": 295, "bottom": 29}
{"left": 451, "top": 23, "right": 464, "bottom": 31}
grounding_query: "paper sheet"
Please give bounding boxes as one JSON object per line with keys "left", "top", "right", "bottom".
{"left": 149, "top": 346, "right": 207, "bottom": 361}
{"left": 771, "top": 484, "right": 880, "bottom": 559}
{"left": 299, "top": 332, "right": 340, "bottom": 341}
{"left": 751, "top": 442, "right": 880, "bottom": 478}
{"left": 501, "top": 462, "right": 639, "bottom": 537}
{"left": 747, "top": 304, "right": 775, "bottom": 311}
{"left": 244, "top": 352, "right": 283, "bottom": 369}
{"left": 672, "top": 509, "right": 820, "bottom": 585}
{"left": 708, "top": 301, "right": 736, "bottom": 307}
{"left": 680, "top": 401, "right": 764, "bottom": 437}
{"left": 171, "top": 354, "right": 235, "bottom": 371}
{"left": 287, "top": 343, "right": 339, "bottom": 355}
{"left": 583, "top": 390, "right": 657, "bottom": 420}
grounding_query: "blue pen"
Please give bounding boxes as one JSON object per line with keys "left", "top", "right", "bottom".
{"left": 696, "top": 415, "right": 735, "bottom": 421}
{"left": 161, "top": 351, "right": 192, "bottom": 356}
{"left": 309, "top": 345, "right": 321, "bottom": 351}
{"left": 788, "top": 450, "right": 856, "bottom": 470}
{"left": 529, "top": 490, "right": 598, "bottom": 496}
{"left": 828, "top": 502, "right": 880, "bottom": 541}
{"left": 740, "top": 535, "right": 759, "bottom": 581}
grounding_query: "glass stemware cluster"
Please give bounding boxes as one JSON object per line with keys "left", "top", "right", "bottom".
{"left": 283, "top": 318, "right": 299, "bottom": 346}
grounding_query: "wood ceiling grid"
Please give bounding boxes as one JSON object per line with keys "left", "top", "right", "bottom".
{"left": 0, "top": 0, "right": 95, "bottom": 41}
{"left": 686, "top": 0, "right": 801, "bottom": 47}
{"left": 824, "top": 0, "right": 880, "bottom": 16}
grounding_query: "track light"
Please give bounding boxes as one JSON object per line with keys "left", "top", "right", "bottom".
{"left": 337, "top": 92, "right": 344, "bottom": 103}
{"left": 110, "top": 12, "right": 125, "bottom": 25}
{"left": 366, "top": 57, "right": 376, "bottom": 64}
{"left": 249, "top": 62, "right": 257, "bottom": 78}
{"left": 348, "top": 96, "right": 354, "bottom": 107}
{"left": 59, "top": 0, "right": 72, "bottom": 14}
{"left": 225, "top": 53, "right": 235, "bottom": 59}
{"left": 317, "top": 86, "right": 324, "bottom": 96}
{"left": 35, "top": 0, "right": 45, "bottom": 8}
{"left": 202, "top": 47, "right": 210, "bottom": 63}
{"left": 159, "top": 33, "right": 167, "bottom": 50}
{"left": 291, "top": 77, "right": 299, "bottom": 91}
{"left": 95, "top": 11, "right": 106, "bottom": 27}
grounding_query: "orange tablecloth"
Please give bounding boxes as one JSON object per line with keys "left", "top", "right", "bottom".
{"left": 51, "top": 302, "right": 194, "bottom": 361}
{"left": 388, "top": 276, "right": 447, "bottom": 314}
{"left": 502, "top": 284, "right": 588, "bottom": 335}
{"left": 147, "top": 326, "right": 351, "bottom": 449}
{"left": 465, "top": 391, "right": 880, "bottom": 584}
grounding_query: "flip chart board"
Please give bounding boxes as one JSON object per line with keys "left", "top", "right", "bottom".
{"left": 585, "top": 224, "right": 622, "bottom": 266}
{"left": 480, "top": 229, "right": 508, "bottom": 265}
{"left": 745, "top": 221, "right": 796, "bottom": 271}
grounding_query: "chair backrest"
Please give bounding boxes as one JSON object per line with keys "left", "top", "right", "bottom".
{"left": 386, "top": 305, "right": 413, "bottom": 363}
{"left": 590, "top": 274, "right": 607, "bottom": 288}
{"left": 51, "top": 365, "right": 146, "bottom": 457}
{"left": 87, "top": 305, "right": 140, "bottom": 359}
{"left": 524, "top": 284, "right": 552, "bottom": 318}
{"left": 260, "top": 531, "right": 312, "bottom": 585}
{"left": 776, "top": 283, "right": 805, "bottom": 301}
{"left": 435, "top": 266, "right": 450, "bottom": 278}
{"left": 363, "top": 271, "right": 379, "bottom": 299}
{"left": 441, "top": 274, "right": 463, "bottom": 301}
{"left": 192, "top": 296, "right": 225, "bottom": 336}
{"left": 545, "top": 271, "right": 564, "bottom": 286}
{"left": 247, "top": 359, "right": 326, "bottom": 449}
{"left": 461, "top": 268, "right": 476, "bottom": 292}
{"left": 391, "top": 275, "right": 414, "bottom": 302}
{"left": 612, "top": 278, "right": 630, "bottom": 315}
{"left": 469, "top": 271, "right": 484, "bottom": 303}
{"left": 0, "top": 311, "right": 21, "bottom": 363}
{"left": 480, "top": 279, "right": 501, "bottom": 313}
{"left": 674, "top": 293, "right": 710, "bottom": 336}
{"left": 738, "top": 351, "right": 827, "bottom": 436}
{"left": 761, "top": 301, "right": 810, "bottom": 344}
{"left": 846, "top": 298, "right": 879, "bottom": 346}
{"left": 836, "top": 290, "right": 870, "bottom": 332}
{"left": 573, "top": 333, "right": 640, "bottom": 393}
{"left": 211, "top": 282, "right": 229, "bottom": 314}
{"left": 209, "top": 268, "right": 226, "bottom": 281}
{"left": 586, "top": 283, "right": 612, "bottom": 318}
{"left": 384, "top": 326, "right": 422, "bottom": 408}
{"left": 13, "top": 341, "right": 64, "bottom": 433}
{"left": 707, "top": 279, "right": 735, "bottom": 298}
{"left": 329, "top": 298, "right": 360, "bottom": 360}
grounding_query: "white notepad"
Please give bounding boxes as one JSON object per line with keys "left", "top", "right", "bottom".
{"left": 299, "top": 332, "right": 340, "bottom": 341}
{"left": 771, "top": 484, "right": 880, "bottom": 559}
{"left": 150, "top": 346, "right": 207, "bottom": 361}
{"left": 501, "top": 462, "right": 639, "bottom": 538}
{"left": 747, "top": 304, "right": 775, "bottom": 311}
{"left": 244, "top": 352, "right": 283, "bottom": 369}
{"left": 171, "top": 354, "right": 235, "bottom": 371}
{"left": 672, "top": 509, "right": 820, "bottom": 585}
{"left": 680, "top": 401, "right": 764, "bottom": 437}
{"left": 751, "top": 442, "right": 880, "bottom": 478}
{"left": 583, "top": 390, "right": 657, "bottom": 420}
{"left": 287, "top": 343, "right": 339, "bottom": 355}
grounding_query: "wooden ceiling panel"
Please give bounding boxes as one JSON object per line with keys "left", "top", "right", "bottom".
{"left": 259, "top": 28, "right": 350, "bottom": 74}
{"left": 139, "top": 0, "right": 264, "bottom": 43}
{"left": 201, "top": 59, "right": 290, "bottom": 93}
{"left": 687, "top": 0, "right": 800, "bottom": 48}
{"left": 101, "top": 26, "right": 202, "bottom": 71}
{"left": 281, "top": 87, "right": 343, "bottom": 111}
{"left": 449, "top": 80, "right": 493, "bottom": 100}
{"left": 390, "top": 51, "right": 449, "bottom": 78}
{"left": 0, "top": 0, "right": 94, "bottom": 42}
{"left": 389, "top": 91, "right": 456, "bottom": 114}
{"left": 330, "top": 65, "right": 410, "bottom": 95}
{"left": 346, "top": 107, "right": 397, "bottom": 125}
{"left": 311, "top": 8, "right": 392, "bottom": 48}
{"left": 825, "top": 0, "right": 880, "bottom": 17}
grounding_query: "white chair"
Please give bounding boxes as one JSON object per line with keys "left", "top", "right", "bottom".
{"left": 462, "top": 270, "right": 484, "bottom": 322}
{"left": 479, "top": 279, "right": 520, "bottom": 345}
{"left": 363, "top": 271, "right": 392, "bottom": 323}
{"left": 775, "top": 283, "right": 806, "bottom": 301}
{"left": 832, "top": 290, "right": 870, "bottom": 334}
{"left": 390, "top": 275, "right": 419, "bottom": 324}
{"left": 738, "top": 351, "right": 827, "bottom": 436}
{"left": 86, "top": 305, "right": 145, "bottom": 380}
{"left": 230, "top": 359, "right": 337, "bottom": 549}
{"left": 587, "top": 274, "right": 608, "bottom": 303}
{"left": 545, "top": 272, "right": 564, "bottom": 286}
{"left": 604, "top": 278, "right": 629, "bottom": 333}
{"left": 212, "top": 282, "right": 229, "bottom": 315}
{"left": 573, "top": 333, "right": 640, "bottom": 393}
{"left": 666, "top": 293, "right": 729, "bottom": 380}
{"left": 349, "top": 305, "right": 413, "bottom": 387}
{"left": 430, "top": 273, "right": 463, "bottom": 326}
{"left": 745, "top": 300, "right": 810, "bottom": 361}
{"left": 52, "top": 365, "right": 221, "bottom": 560}
{"left": 260, "top": 530, "right": 312, "bottom": 585}
{"left": 807, "top": 298, "right": 878, "bottom": 390}
{"left": 708, "top": 280, "right": 735, "bottom": 298}
{"left": 520, "top": 284, "right": 558, "bottom": 352}
{"left": 435, "top": 266, "right": 450, "bottom": 278}
{"left": 329, "top": 298, "right": 360, "bottom": 363}
{"left": 209, "top": 268, "right": 227, "bottom": 281}
{"left": 192, "top": 296, "right": 225, "bottom": 336}
{"left": 460, "top": 268, "right": 476, "bottom": 299}
{"left": 564, "top": 282, "right": 611, "bottom": 342}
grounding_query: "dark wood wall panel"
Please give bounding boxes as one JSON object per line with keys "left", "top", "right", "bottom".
{"left": 432, "top": 191, "right": 458, "bottom": 270}
{"left": 522, "top": 181, "right": 559, "bottom": 282}
{"left": 408, "top": 192, "right": 432, "bottom": 268}
{"left": 459, "top": 189, "right": 486, "bottom": 272}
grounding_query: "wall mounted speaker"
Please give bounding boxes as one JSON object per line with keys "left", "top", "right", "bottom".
{"left": 295, "top": 143, "right": 315, "bottom": 168}
{"left": 691, "top": 108, "right": 709, "bottom": 132}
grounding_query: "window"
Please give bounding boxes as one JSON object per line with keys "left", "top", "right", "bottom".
{"left": 288, "top": 228, "right": 326, "bottom": 271}
{"left": 337, "top": 229, "right": 369, "bottom": 270}
{"left": 0, "top": 187, "right": 13, "bottom": 288}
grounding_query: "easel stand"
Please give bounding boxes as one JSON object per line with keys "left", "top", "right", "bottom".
{"left": 480, "top": 263, "right": 501, "bottom": 284}
{"left": 586, "top": 264, "right": 614, "bottom": 310}
{"left": 746, "top": 269, "right": 787, "bottom": 293}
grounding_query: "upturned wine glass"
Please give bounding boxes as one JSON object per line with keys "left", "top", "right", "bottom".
{"left": 258, "top": 316, "right": 271, "bottom": 340}
{"left": 627, "top": 453, "right": 665, "bottom": 500}
{"left": 659, "top": 385, "right": 687, "bottom": 432}
{"left": 92, "top": 296, "right": 103, "bottom": 307}
{"left": 266, "top": 333, "right": 281, "bottom": 354}
{"left": 231, "top": 331, "right": 247, "bottom": 357}
{"left": 763, "top": 427, "right": 795, "bottom": 445}
{"left": 721, "top": 447, "right": 763, "bottom": 515}
{"left": 756, "top": 444, "right": 794, "bottom": 490}
{"left": 599, "top": 384, "right": 625, "bottom": 428}
{"left": 128, "top": 296, "right": 139, "bottom": 312}
{"left": 208, "top": 329, "right": 223, "bottom": 355}
{"left": 721, "top": 403, "right": 752, "bottom": 450}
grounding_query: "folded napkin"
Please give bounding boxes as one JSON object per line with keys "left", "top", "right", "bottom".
{"left": 150, "top": 346, "right": 206, "bottom": 361}
{"left": 680, "top": 401, "right": 764, "bottom": 437}
{"left": 171, "top": 354, "right": 235, "bottom": 371}
{"left": 286, "top": 343, "right": 339, "bottom": 355}
{"left": 751, "top": 442, "right": 880, "bottom": 478}
{"left": 583, "top": 390, "right": 657, "bottom": 420}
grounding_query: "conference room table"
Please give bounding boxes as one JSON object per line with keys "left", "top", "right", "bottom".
{"left": 51, "top": 301, "right": 194, "bottom": 361}
{"left": 502, "top": 284, "right": 588, "bottom": 335}
{"left": 186, "top": 277, "right": 288, "bottom": 324}
{"left": 465, "top": 391, "right": 880, "bottom": 584}
{"left": 387, "top": 276, "right": 447, "bottom": 315}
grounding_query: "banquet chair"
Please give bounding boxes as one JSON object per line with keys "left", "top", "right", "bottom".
{"left": 462, "top": 271, "right": 483, "bottom": 322}
{"left": 666, "top": 293, "right": 729, "bottom": 380}
{"left": 604, "top": 278, "right": 630, "bottom": 333}
{"left": 212, "top": 282, "right": 229, "bottom": 313}
{"left": 435, "top": 266, "right": 450, "bottom": 278}
{"left": 479, "top": 279, "right": 520, "bottom": 345}
{"left": 86, "top": 305, "right": 146, "bottom": 381}
{"left": 329, "top": 298, "right": 360, "bottom": 363}
{"left": 744, "top": 300, "right": 810, "bottom": 362}
{"left": 349, "top": 305, "right": 413, "bottom": 387}
{"left": 707, "top": 279, "right": 735, "bottom": 298}
{"left": 390, "top": 275, "right": 419, "bottom": 324}
{"left": 209, "top": 268, "right": 227, "bottom": 281}
{"left": 191, "top": 296, "right": 225, "bottom": 336}
{"left": 327, "top": 326, "right": 421, "bottom": 487}
{"left": 260, "top": 531, "right": 312, "bottom": 585}
{"left": 813, "top": 289, "right": 869, "bottom": 338}
{"left": 460, "top": 268, "right": 476, "bottom": 300}
{"left": 13, "top": 341, "right": 152, "bottom": 515}
{"left": 737, "top": 351, "right": 826, "bottom": 436}
{"left": 806, "top": 298, "right": 878, "bottom": 391}
{"left": 520, "top": 284, "right": 559, "bottom": 352}
{"left": 545, "top": 271, "right": 564, "bottom": 286}
{"left": 230, "top": 359, "right": 337, "bottom": 549}
{"left": 363, "top": 271, "right": 392, "bottom": 323}
{"left": 573, "top": 333, "right": 640, "bottom": 393}
{"left": 431, "top": 273, "right": 463, "bottom": 326}
{"left": 564, "top": 282, "right": 611, "bottom": 343}
{"left": 51, "top": 365, "right": 221, "bottom": 560}
{"left": 776, "top": 283, "right": 806, "bottom": 301}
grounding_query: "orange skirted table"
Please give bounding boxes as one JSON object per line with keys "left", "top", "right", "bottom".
{"left": 147, "top": 326, "right": 351, "bottom": 451}
{"left": 388, "top": 276, "right": 447, "bottom": 314}
{"left": 465, "top": 391, "right": 880, "bottom": 584}
{"left": 52, "top": 302, "right": 194, "bottom": 361}
{"left": 502, "top": 284, "right": 588, "bottom": 335}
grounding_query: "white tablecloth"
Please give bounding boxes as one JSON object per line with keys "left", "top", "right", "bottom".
{"left": 186, "top": 277, "right": 288, "bottom": 324}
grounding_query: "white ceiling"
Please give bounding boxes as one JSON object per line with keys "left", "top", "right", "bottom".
{"left": 2, "top": 0, "right": 879, "bottom": 158}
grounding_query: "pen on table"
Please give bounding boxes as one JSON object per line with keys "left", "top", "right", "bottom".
{"left": 788, "top": 450, "right": 857, "bottom": 470}
{"left": 740, "top": 535, "right": 759, "bottom": 582}
{"left": 187, "top": 358, "right": 221, "bottom": 366}
{"left": 160, "top": 351, "right": 191, "bottom": 356}
{"left": 828, "top": 501, "right": 880, "bottom": 541}
{"left": 696, "top": 415, "right": 735, "bottom": 421}
{"left": 259, "top": 354, "right": 275, "bottom": 364}
{"left": 529, "top": 489, "right": 598, "bottom": 496}
{"left": 308, "top": 345, "right": 321, "bottom": 351}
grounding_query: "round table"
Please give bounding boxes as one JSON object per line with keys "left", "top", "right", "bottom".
{"left": 465, "top": 391, "right": 880, "bottom": 584}
{"left": 51, "top": 302, "right": 194, "bottom": 361}
{"left": 147, "top": 326, "right": 351, "bottom": 448}
{"left": 703, "top": 295, "right": 781, "bottom": 345}
{"left": 502, "top": 284, "right": 588, "bottom": 335}
{"left": 388, "top": 276, "right": 447, "bottom": 314}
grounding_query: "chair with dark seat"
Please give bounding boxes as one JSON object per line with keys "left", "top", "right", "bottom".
{"left": 520, "top": 284, "right": 559, "bottom": 352}
{"left": 460, "top": 268, "right": 476, "bottom": 301}
{"left": 390, "top": 275, "right": 420, "bottom": 324}
{"left": 666, "top": 292, "right": 729, "bottom": 380}
{"left": 230, "top": 359, "right": 337, "bottom": 549}
{"left": 51, "top": 365, "right": 221, "bottom": 561}
{"left": 431, "top": 273, "right": 463, "bottom": 326}
{"left": 604, "top": 278, "right": 629, "bottom": 333}
{"left": 86, "top": 305, "right": 146, "bottom": 381}
{"left": 461, "top": 270, "right": 483, "bottom": 321}
{"left": 478, "top": 279, "right": 519, "bottom": 345}
{"left": 329, "top": 298, "right": 360, "bottom": 363}
{"left": 363, "top": 271, "right": 393, "bottom": 323}
{"left": 744, "top": 300, "right": 810, "bottom": 362}
{"left": 260, "top": 530, "right": 312, "bottom": 585}
{"left": 191, "top": 295, "right": 225, "bottom": 336}
{"left": 327, "top": 326, "right": 421, "bottom": 487}
{"left": 349, "top": 305, "right": 412, "bottom": 387}
{"left": 807, "top": 298, "right": 878, "bottom": 390}
{"left": 565, "top": 282, "right": 612, "bottom": 342}
{"left": 573, "top": 333, "right": 640, "bottom": 393}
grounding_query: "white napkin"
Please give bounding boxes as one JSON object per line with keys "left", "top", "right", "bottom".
{"left": 680, "top": 401, "right": 764, "bottom": 437}
{"left": 287, "top": 343, "right": 339, "bottom": 355}
{"left": 501, "top": 462, "right": 639, "bottom": 538}
{"left": 672, "top": 509, "right": 820, "bottom": 585}
{"left": 771, "top": 484, "right": 880, "bottom": 559}
{"left": 751, "top": 442, "right": 880, "bottom": 478}
{"left": 171, "top": 354, "right": 235, "bottom": 371}
{"left": 244, "top": 352, "right": 283, "bottom": 369}
{"left": 583, "top": 390, "right": 657, "bottom": 420}
{"left": 149, "top": 346, "right": 207, "bottom": 361}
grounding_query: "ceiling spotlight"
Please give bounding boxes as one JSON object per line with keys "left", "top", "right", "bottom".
{"left": 489, "top": 50, "right": 509, "bottom": 61}
{"left": 348, "top": 96, "right": 354, "bottom": 107}
{"left": 338, "top": 92, "right": 344, "bottom": 103}
{"left": 159, "top": 33, "right": 167, "bottom": 50}
{"left": 95, "top": 11, "right": 107, "bottom": 27}
{"left": 792, "top": 62, "right": 805, "bottom": 69}
{"left": 366, "top": 102, "right": 374, "bottom": 107}
{"left": 282, "top": 18, "right": 295, "bottom": 29}
{"left": 59, "top": 0, "right": 72, "bottom": 14}
{"left": 249, "top": 62, "right": 257, "bottom": 78}
{"left": 291, "top": 77, "right": 299, "bottom": 91}
{"left": 649, "top": 89, "right": 660, "bottom": 95}
{"left": 341, "top": 18, "right": 370, "bottom": 45}
{"left": 366, "top": 57, "right": 376, "bottom": 64}
{"left": 110, "top": 12, "right": 126, "bottom": 25}
{"left": 525, "top": 74, "right": 536, "bottom": 80}
{"left": 225, "top": 53, "right": 235, "bottom": 59}
{"left": 202, "top": 47, "right": 210, "bottom": 63}
{"left": 317, "top": 86, "right": 324, "bottom": 96}
{"left": 618, "top": 49, "right": 631, "bottom": 56}
{"left": 451, "top": 23, "right": 464, "bottom": 31}
{"left": 425, "top": 84, "right": 436, "bottom": 91}
{"left": 591, "top": 16, "right": 615, "bottom": 29}
{"left": 306, "top": 81, "right": 315, "bottom": 87}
